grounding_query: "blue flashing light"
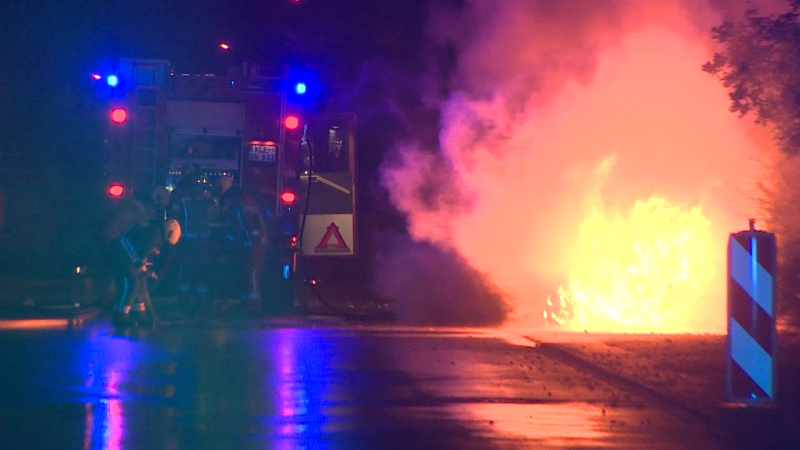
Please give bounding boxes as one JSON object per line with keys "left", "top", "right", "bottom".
{"left": 107, "top": 75, "right": 119, "bottom": 87}
{"left": 283, "top": 265, "right": 291, "bottom": 280}
{"left": 285, "top": 66, "right": 318, "bottom": 103}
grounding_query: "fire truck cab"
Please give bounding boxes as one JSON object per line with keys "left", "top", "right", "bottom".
{"left": 102, "top": 58, "right": 357, "bottom": 313}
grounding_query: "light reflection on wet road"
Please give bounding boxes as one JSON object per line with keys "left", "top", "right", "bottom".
{"left": 0, "top": 320, "right": 724, "bottom": 449}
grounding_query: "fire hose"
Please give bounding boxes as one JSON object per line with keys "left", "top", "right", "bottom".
{"left": 295, "top": 125, "right": 386, "bottom": 320}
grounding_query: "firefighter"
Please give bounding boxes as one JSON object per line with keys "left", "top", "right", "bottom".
{"left": 170, "top": 163, "right": 215, "bottom": 314}
{"left": 104, "top": 186, "right": 179, "bottom": 324}
{"left": 211, "top": 175, "right": 269, "bottom": 315}
{"left": 102, "top": 187, "right": 167, "bottom": 303}
{"left": 111, "top": 218, "right": 181, "bottom": 328}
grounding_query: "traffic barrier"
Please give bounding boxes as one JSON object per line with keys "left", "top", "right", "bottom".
{"left": 726, "top": 219, "right": 777, "bottom": 405}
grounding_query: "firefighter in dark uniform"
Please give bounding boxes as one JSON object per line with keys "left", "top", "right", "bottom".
{"left": 211, "top": 175, "right": 269, "bottom": 315}
{"left": 111, "top": 218, "right": 181, "bottom": 327}
{"left": 170, "top": 163, "right": 215, "bottom": 314}
{"left": 105, "top": 188, "right": 181, "bottom": 327}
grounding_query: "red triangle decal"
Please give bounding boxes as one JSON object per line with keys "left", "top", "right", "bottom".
{"left": 315, "top": 222, "right": 350, "bottom": 251}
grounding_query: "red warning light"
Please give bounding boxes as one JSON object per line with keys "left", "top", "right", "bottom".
{"left": 284, "top": 115, "right": 299, "bottom": 130}
{"left": 310, "top": 279, "right": 317, "bottom": 286}
{"left": 110, "top": 108, "right": 127, "bottom": 124}
{"left": 290, "top": 235, "right": 298, "bottom": 247}
{"left": 108, "top": 184, "right": 125, "bottom": 198}
{"left": 280, "top": 190, "right": 297, "bottom": 204}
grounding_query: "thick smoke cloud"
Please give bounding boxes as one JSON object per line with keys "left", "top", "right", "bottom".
{"left": 375, "top": 0, "right": 777, "bottom": 330}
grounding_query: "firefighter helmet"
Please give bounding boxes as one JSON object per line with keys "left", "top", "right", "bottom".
{"left": 151, "top": 186, "right": 170, "bottom": 207}
{"left": 164, "top": 219, "right": 181, "bottom": 245}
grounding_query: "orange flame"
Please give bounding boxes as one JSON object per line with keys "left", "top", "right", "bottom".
{"left": 382, "top": 5, "right": 773, "bottom": 334}
{"left": 543, "top": 195, "right": 717, "bottom": 332}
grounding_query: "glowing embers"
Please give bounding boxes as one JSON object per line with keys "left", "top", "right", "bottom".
{"left": 544, "top": 196, "right": 716, "bottom": 333}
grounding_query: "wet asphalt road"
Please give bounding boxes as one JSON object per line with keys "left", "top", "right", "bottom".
{"left": 0, "top": 318, "right": 726, "bottom": 450}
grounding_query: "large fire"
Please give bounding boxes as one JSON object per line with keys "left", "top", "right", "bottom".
{"left": 380, "top": 1, "right": 772, "bottom": 333}
{"left": 544, "top": 195, "right": 717, "bottom": 333}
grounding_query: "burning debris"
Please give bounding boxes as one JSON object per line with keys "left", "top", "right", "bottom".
{"left": 544, "top": 195, "right": 717, "bottom": 332}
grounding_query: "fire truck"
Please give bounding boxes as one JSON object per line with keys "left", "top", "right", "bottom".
{"left": 99, "top": 58, "right": 357, "bottom": 313}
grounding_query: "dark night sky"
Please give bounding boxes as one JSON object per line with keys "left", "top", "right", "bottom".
{"left": 0, "top": 0, "right": 439, "bottom": 266}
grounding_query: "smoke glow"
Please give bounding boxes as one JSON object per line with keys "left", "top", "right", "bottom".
{"left": 380, "top": 1, "right": 771, "bottom": 333}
